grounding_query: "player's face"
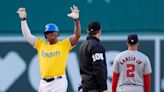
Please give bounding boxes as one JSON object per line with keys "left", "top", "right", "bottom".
{"left": 46, "top": 32, "right": 58, "bottom": 43}
{"left": 95, "top": 31, "right": 101, "bottom": 38}
{"left": 98, "top": 30, "right": 101, "bottom": 37}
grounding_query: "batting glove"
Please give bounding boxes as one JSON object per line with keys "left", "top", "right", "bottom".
{"left": 67, "top": 5, "right": 79, "bottom": 19}
{"left": 17, "top": 8, "right": 27, "bottom": 20}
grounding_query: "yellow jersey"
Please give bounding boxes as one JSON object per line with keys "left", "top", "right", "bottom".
{"left": 34, "top": 37, "right": 74, "bottom": 78}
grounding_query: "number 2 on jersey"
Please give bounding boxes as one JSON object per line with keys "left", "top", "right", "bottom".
{"left": 127, "top": 64, "right": 135, "bottom": 77}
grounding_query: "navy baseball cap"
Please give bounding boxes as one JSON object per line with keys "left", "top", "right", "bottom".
{"left": 127, "top": 34, "right": 139, "bottom": 45}
{"left": 44, "top": 23, "right": 59, "bottom": 33}
{"left": 88, "top": 21, "right": 101, "bottom": 32}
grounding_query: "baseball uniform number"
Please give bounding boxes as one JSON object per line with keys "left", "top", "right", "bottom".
{"left": 127, "top": 64, "right": 135, "bottom": 77}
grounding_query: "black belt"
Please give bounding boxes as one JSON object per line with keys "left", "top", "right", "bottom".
{"left": 119, "top": 84, "right": 142, "bottom": 86}
{"left": 42, "top": 76, "right": 62, "bottom": 82}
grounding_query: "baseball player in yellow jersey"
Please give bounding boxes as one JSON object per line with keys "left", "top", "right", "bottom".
{"left": 17, "top": 5, "right": 81, "bottom": 92}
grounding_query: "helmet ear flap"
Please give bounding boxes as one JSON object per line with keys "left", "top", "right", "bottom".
{"left": 44, "top": 33, "right": 47, "bottom": 39}
{"left": 44, "top": 32, "right": 59, "bottom": 39}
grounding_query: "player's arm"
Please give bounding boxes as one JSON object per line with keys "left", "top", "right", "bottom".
{"left": 91, "top": 45, "right": 108, "bottom": 91}
{"left": 112, "top": 54, "right": 120, "bottom": 92}
{"left": 143, "top": 57, "right": 152, "bottom": 92}
{"left": 144, "top": 74, "right": 151, "bottom": 92}
{"left": 112, "top": 72, "right": 119, "bottom": 92}
{"left": 67, "top": 5, "right": 81, "bottom": 46}
{"left": 17, "top": 8, "right": 36, "bottom": 46}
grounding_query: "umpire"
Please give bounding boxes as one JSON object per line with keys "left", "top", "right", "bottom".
{"left": 79, "top": 21, "right": 108, "bottom": 92}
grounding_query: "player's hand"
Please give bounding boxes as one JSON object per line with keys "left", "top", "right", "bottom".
{"left": 17, "top": 7, "right": 27, "bottom": 19}
{"left": 67, "top": 5, "right": 79, "bottom": 19}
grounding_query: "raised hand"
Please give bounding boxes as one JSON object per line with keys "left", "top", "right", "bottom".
{"left": 17, "top": 7, "right": 27, "bottom": 20}
{"left": 67, "top": 5, "right": 80, "bottom": 19}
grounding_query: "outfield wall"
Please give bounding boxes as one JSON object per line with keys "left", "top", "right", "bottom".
{"left": 0, "top": 35, "right": 163, "bottom": 92}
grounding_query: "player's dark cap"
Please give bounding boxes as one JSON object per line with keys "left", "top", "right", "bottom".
{"left": 127, "top": 34, "right": 139, "bottom": 45}
{"left": 88, "top": 21, "right": 101, "bottom": 32}
{"left": 44, "top": 23, "right": 59, "bottom": 34}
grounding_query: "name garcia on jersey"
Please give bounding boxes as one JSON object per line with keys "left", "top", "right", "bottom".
{"left": 41, "top": 50, "right": 60, "bottom": 58}
{"left": 120, "top": 56, "right": 142, "bottom": 65}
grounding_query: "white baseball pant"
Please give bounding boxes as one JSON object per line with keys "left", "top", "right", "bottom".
{"left": 38, "top": 75, "right": 68, "bottom": 92}
{"left": 117, "top": 85, "right": 144, "bottom": 92}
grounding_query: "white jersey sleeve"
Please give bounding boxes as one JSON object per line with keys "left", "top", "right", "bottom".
{"left": 21, "top": 20, "right": 36, "bottom": 46}
{"left": 143, "top": 56, "right": 152, "bottom": 75}
{"left": 112, "top": 54, "right": 120, "bottom": 74}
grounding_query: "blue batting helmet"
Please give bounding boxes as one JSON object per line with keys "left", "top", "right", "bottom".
{"left": 44, "top": 23, "right": 59, "bottom": 33}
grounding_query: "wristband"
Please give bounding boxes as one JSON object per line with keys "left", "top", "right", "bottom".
{"left": 74, "top": 18, "right": 79, "bottom": 21}
{"left": 21, "top": 18, "right": 26, "bottom": 21}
